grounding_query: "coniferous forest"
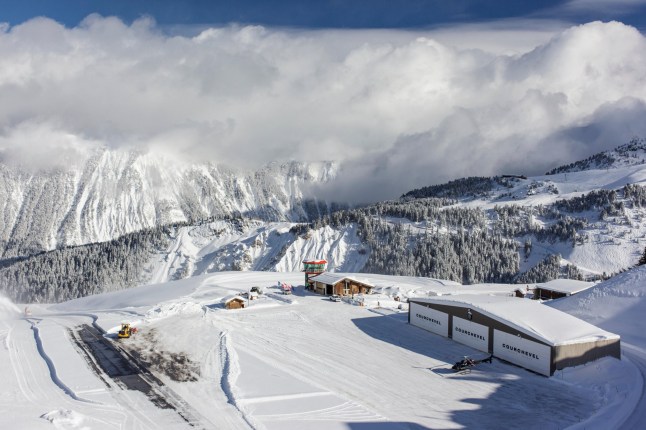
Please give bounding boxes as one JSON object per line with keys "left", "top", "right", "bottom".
{"left": 1, "top": 177, "right": 644, "bottom": 303}
{"left": 0, "top": 227, "right": 170, "bottom": 303}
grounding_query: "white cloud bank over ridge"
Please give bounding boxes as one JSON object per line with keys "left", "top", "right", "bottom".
{"left": 0, "top": 16, "right": 645, "bottom": 202}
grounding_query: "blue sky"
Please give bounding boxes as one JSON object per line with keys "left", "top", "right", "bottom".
{"left": 2, "top": 0, "right": 646, "bottom": 30}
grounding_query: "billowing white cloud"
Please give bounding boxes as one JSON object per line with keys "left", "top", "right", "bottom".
{"left": 0, "top": 16, "right": 645, "bottom": 201}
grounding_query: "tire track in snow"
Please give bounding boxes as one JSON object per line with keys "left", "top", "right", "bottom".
{"left": 616, "top": 344, "right": 646, "bottom": 429}
{"left": 218, "top": 331, "right": 257, "bottom": 430}
{"left": 5, "top": 321, "right": 40, "bottom": 404}
{"left": 0, "top": 324, "right": 10, "bottom": 350}
{"left": 28, "top": 319, "right": 99, "bottom": 404}
{"left": 254, "top": 400, "right": 384, "bottom": 422}
{"left": 234, "top": 342, "right": 385, "bottom": 425}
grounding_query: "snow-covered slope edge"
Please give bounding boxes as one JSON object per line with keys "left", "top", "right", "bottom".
{"left": 549, "top": 265, "right": 646, "bottom": 347}
{"left": 548, "top": 265, "right": 646, "bottom": 429}
{"left": 147, "top": 220, "right": 369, "bottom": 285}
{"left": 38, "top": 271, "right": 641, "bottom": 430}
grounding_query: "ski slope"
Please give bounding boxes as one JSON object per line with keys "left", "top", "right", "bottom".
{"left": 0, "top": 271, "right": 642, "bottom": 429}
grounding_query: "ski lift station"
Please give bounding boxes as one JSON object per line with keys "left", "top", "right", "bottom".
{"left": 408, "top": 296, "right": 620, "bottom": 376}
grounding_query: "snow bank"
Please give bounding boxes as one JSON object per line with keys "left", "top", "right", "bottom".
{"left": 49, "top": 275, "right": 204, "bottom": 311}
{"left": 550, "top": 266, "right": 646, "bottom": 346}
{"left": 145, "top": 301, "right": 205, "bottom": 322}
{"left": 0, "top": 293, "right": 21, "bottom": 319}
{"left": 548, "top": 266, "right": 646, "bottom": 428}
{"left": 40, "top": 409, "right": 88, "bottom": 429}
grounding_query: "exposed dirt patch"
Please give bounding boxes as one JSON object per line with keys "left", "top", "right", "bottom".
{"left": 127, "top": 328, "right": 200, "bottom": 382}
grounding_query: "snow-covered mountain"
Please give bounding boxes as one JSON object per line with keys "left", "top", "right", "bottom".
{"left": 146, "top": 220, "right": 369, "bottom": 285}
{"left": 142, "top": 135, "right": 646, "bottom": 286}
{"left": 0, "top": 148, "right": 337, "bottom": 258}
{"left": 5, "top": 139, "right": 646, "bottom": 304}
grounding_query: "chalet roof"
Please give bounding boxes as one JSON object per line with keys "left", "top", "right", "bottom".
{"left": 535, "top": 279, "right": 596, "bottom": 295}
{"left": 221, "top": 295, "right": 246, "bottom": 304}
{"left": 410, "top": 295, "right": 619, "bottom": 346}
{"left": 309, "top": 272, "right": 374, "bottom": 288}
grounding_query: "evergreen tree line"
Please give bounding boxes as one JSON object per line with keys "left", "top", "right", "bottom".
{"left": 516, "top": 254, "right": 583, "bottom": 284}
{"left": 4, "top": 179, "right": 646, "bottom": 303}
{"left": 402, "top": 176, "right": 497, "bottom": 199}
{"left": 311, "top": 203, "right": 517, "bottom": 284}
{"left": 546, "top": 137, "right": 646, "bottom": 175}
{"left": 311, "top": 182, "right": 646, "bottom": 284}
{"left": 362, "top": 225, "right": 519, "bottom": 284}
{"left": 313, "top": 198, "right": 486, "bottom": 230}
{"left": 0, "top": 226, "right": 171, "bottom": 303}
{"left": 491, "top": 205, "right": 590, "bottom": 245}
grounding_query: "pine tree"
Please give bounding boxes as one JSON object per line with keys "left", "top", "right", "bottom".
{"left": 638, "top": 247, "right": 646, "bottom": 266}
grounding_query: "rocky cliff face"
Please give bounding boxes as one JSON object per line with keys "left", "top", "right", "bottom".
{"left": 0, "top": 148, "right": 337, "bottom": 258}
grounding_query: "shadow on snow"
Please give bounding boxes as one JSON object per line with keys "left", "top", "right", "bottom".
{"left": 351, "top": 313, "right": 596, "bottom": 429}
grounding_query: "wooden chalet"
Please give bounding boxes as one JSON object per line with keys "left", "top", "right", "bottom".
{"left": 223, "top": 296, "right": 246, "bottom": 310}
{"left": 309, "top": 272, "right": 374, "bottom": 296}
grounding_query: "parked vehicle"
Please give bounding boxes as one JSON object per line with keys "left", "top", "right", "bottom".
{"left": 281, "top": 282, "right": 292, "bottom": 295}
{"left": 330, "top": 295, "right": 341, "bottom": 302}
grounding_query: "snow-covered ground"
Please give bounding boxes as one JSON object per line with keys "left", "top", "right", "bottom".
{"left": 549, "top": 265, "right": 646, "bottom": 429}
{"left": 1, "top": 271, "right": 644, "bottom": 429}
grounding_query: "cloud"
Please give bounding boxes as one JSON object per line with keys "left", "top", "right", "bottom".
{"left": 561, "top": 0, "right": 646, "bottom": 15}
{"left": 0, "top": 17, "right": 645, "bottom": 201}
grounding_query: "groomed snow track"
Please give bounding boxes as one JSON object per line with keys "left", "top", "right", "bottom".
{"left": 71, "top": 324, "right": 211, "bottom": 429}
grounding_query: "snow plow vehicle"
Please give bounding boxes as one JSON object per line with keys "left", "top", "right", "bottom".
{"left": 118, "top": 323, "right": 136, "bottom": 338}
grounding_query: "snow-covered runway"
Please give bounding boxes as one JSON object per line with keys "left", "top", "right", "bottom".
{"left": 0, "top": 271, "right": 641, "bottom": 429}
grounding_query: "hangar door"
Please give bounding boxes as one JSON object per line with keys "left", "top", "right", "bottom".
{"left": 410, "top": 303, "right": 449, "bottom": 337}
{"left": 452, "top": 316, "right": 489, "bottom": 353}
{"left": 494, "top": 330, "right": 551, "bottom": 376}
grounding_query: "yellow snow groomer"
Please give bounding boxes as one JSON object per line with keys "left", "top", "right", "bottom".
{"left": 118, "top": 323, "right": 132, "bottom": 338}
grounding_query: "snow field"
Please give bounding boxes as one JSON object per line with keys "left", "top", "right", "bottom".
{"left": 2, "top": 270, "right": 643, "bottom": 429}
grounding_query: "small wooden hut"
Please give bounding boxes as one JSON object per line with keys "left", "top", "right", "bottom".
{"left": 224, "top": 296, "right": 246, "bottom": 310}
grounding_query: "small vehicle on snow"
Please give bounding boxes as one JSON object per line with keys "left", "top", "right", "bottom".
{"left": 280, "top": 282, "right": 292, "bottom": 295}
{"left": 330, "top": 295, "right": 341, "bottom": 302}
{"left": 118, "top": 323, "right": 132, "bottom": 338}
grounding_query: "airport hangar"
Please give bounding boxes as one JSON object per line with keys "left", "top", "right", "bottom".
{"left": 408, "top": 296, "right": 620, "bottom": 376}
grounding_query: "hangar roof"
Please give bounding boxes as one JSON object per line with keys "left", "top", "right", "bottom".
{"left": 410, "top": 296, "right": 619, "bottom": 346}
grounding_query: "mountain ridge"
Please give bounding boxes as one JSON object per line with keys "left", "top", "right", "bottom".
{"left": 0, "top": 148, "right": 338, "bottom": 259}
{"left": 4, "top": 139, "right": 646, "bottom": 303}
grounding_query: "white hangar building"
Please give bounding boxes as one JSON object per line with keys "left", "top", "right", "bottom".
{"left": 408, "top": 296, "right": 620, "bottom": 376}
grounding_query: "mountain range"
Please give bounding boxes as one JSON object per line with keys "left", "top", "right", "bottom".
{"left": 3, "top": 138, "right": 646, "bottom": 302}
{"left": 0, "top": 148, "right": 337, "bottom": 259}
